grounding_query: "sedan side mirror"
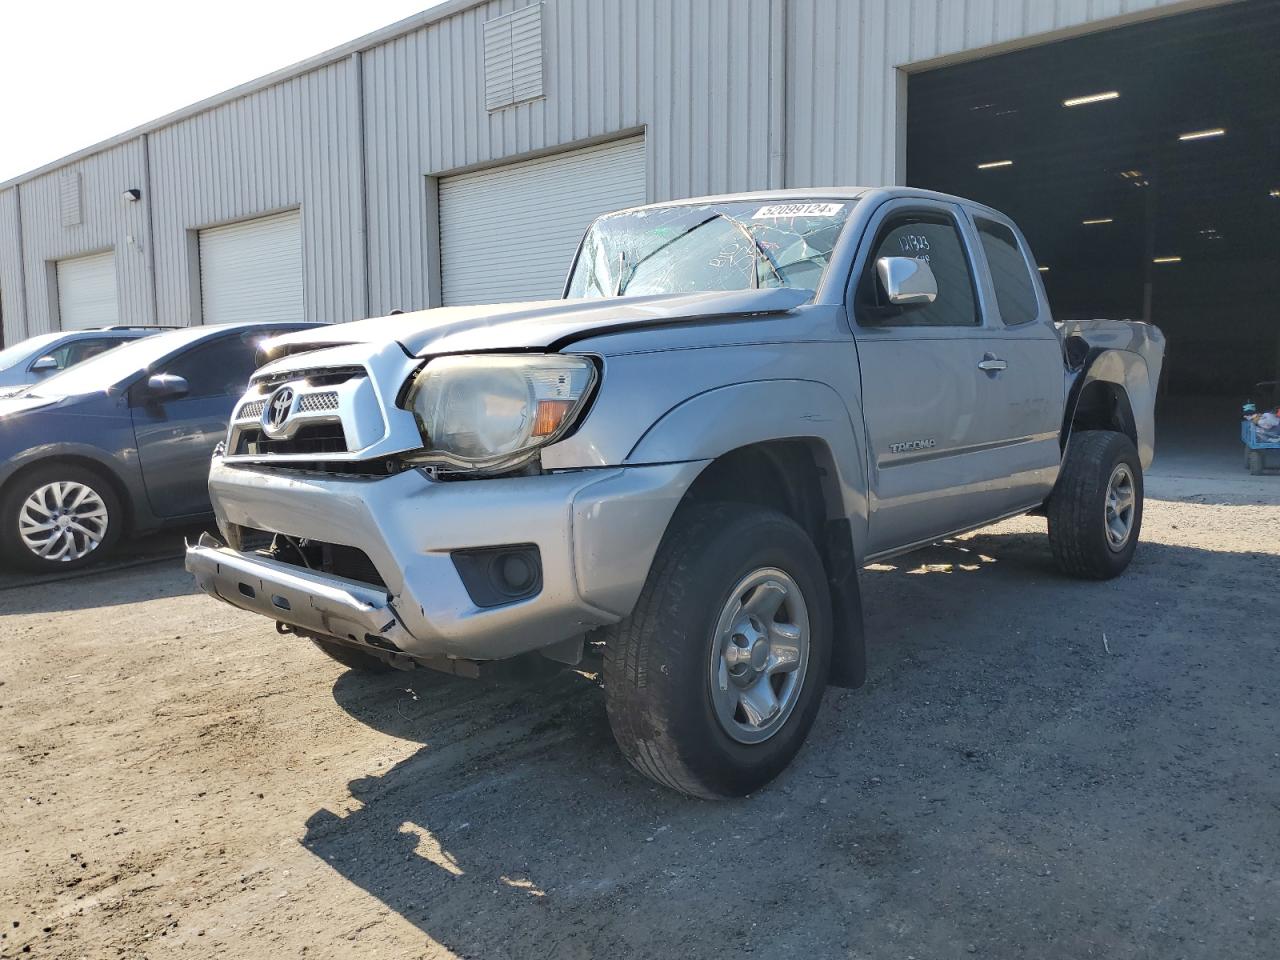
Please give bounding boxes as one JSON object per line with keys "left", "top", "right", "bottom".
{"left": 145, "top": 373, "right": 190, "bottom": 401}
{"left": 876, "top": 256, "right": 938, "bottom": 307}
{"left": 30, "top": 355, "right": 58, "bottom": 373}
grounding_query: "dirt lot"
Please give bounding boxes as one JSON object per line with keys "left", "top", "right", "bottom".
{"left": 2, "top": 476, "right": 1278, "bottom": 960}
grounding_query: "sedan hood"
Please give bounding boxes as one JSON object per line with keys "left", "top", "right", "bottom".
{"left": 0, "top": 393, "right": 61, "bottom": 418}
{"left": 266, "top": 289, "right": 811, "bottom": 359}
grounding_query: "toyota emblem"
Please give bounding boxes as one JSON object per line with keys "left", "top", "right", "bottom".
{"left": 263, "top": 386, "right": 295, "bottom": 435}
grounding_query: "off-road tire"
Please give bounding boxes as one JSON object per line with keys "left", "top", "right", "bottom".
{"left": 311, "top": 636, "right": 395, "bottom": 673}
{"left": 1048, "top": 430, "right": 1143, "bottom": 580}
{"left": 0, "top": 463, "right": 125, "bottom": 573}
{"left": 602, "top": 503, "right": 832, "bottom": 799}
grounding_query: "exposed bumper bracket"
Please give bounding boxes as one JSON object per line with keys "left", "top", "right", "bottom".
{"left": 185, "top": 532, "right": 413, "bottom": 648}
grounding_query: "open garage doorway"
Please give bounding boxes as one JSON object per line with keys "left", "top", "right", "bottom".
{"left": 907, "top": 0, "right": 1280, "bottom": 475}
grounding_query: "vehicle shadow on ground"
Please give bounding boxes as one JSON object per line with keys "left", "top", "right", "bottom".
{"left": 0, "top": 552, "right": 204, "bottom": 615}
{"left": 0, "top": 524, "right": 208, "bottom": 606}
{"left": 300, "top": 528, "right": 1280, "bottom": 959}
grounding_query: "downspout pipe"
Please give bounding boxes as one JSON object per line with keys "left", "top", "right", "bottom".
{"left": 768, "top": 0, "right": 788, "bottom": 189}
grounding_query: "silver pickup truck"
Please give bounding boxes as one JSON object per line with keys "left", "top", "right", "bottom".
{"left": 187, "top": 187, "right": 1164, "bottom": 799}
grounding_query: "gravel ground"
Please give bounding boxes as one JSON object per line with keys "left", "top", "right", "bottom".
{"left": 1, "top": 476, "right": 1278, "bottom": 959}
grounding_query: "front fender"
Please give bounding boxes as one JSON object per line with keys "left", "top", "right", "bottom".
{"left": 0, "top": 441, "right": 152, "bottom": 530}
{"left": 626, "top": 378, "right": 870, "bottom": 689}
{"left": 625, "top": 378, "right": 869, "bottom": 558}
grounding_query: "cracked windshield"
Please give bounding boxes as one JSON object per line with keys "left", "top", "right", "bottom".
{"left": 566, "top": 199, "right": 852, "bottom": 299}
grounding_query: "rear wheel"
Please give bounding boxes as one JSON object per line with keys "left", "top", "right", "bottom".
{"left": 0, "top": 464, "right": 123, "bottom": 573}
{"left": 603, "top": 503, "right": 832, "bottom": 799}
{"left": 1047, "top": 430, "right": 1143, "bottom": 580}
{"left": 1248, "top": 450, "right": 1265, "bottom": 476}
{"left": 310, "top": 636, "right": 395, "bottom": 673}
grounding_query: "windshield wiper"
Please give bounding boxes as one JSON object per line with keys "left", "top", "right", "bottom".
{"left": 616, "top": 215, "right": 718, "bottom": 296}
{"left": 615, "top": 213, "right": 783, "bottom": 295}
{"left": 717, "top": 213, "right": 783, "bottom": 290}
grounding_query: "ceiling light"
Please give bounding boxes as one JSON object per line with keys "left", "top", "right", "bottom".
{"left": 1270, "top": 189, "right": 1280, "bottom": 198}
{"left": 977, "top": 160, "right": 1013, "bottom": 170}
{"left": 1178, "top": 128, "right": 1225, "bottom": 141}
{"left": 1119, "top": 170, "right": 1144, "bottom": 179}
{"left": 1063, "top": 91, "right": 1120, "bottom": 107}
{"left": 1037, "top": 266, "right": 1050, "bottom": 272}
{"left": 1082, "top": 218, "right": 1114, "bottom": 225}
{"left": 1153, "top": 256, "right": 1182, "bottom": 264}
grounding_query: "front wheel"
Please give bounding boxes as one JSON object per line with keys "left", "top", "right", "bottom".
{"left": 603, "top": 503, "right": 832, "bottom": 799}
{"left": 0, "top": 464, "right": 123, "bottom": 572}
{"left": 1048, "top": 430, "right": 1144, "bottom": 580}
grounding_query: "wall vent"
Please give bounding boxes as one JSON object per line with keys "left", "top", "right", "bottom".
{"left": 483, "top": 3, "right": 543, "bottom": 111}
{"left": 59, "top": 171, "right": 82, "bottom": 227}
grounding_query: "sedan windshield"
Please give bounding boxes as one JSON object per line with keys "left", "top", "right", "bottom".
{"left": 566, "top": 199, "right": 853, "bottom": 300}
{"left": 22, "top": 327, "right": 211, "bottom": 397}
{"left": 0, "top": 333, "right": 63, "bottom": 372}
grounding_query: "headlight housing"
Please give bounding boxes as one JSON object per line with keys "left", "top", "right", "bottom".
{"left": 404, "top": 354, "right": 597, "bottom": 473}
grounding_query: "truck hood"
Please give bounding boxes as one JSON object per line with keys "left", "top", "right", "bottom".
{"left": 266, "top": 289, "right": 811, "bottom": 360}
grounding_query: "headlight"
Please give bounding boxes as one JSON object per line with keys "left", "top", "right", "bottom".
{"left": 404, "top": 354, "right": 597, "bottom": 472}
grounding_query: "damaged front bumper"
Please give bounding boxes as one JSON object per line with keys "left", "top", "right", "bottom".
{"left": 185, "top": 457, "right": 704, "bottom": 664}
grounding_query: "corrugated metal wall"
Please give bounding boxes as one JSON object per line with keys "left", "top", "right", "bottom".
{"left": 360, "top": 0, "right": 781, "bottom": 314}
{"left": 787, "top": 0, "right": 1208, "bottom": 187}
{"left": 0, "top": 0, "right": 1220, "bottom": 339}
{"left": 148, "top": 58, "right": 365, "bottom": 326}
{"left": 0, "top": 189, "right": 23, "bottom": 345}
{"left": 11, "top": 139, "right": 149, "bottom": 334}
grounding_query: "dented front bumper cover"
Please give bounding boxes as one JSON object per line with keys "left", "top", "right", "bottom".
{"left": 185, "top": 457, "right": 705, "bottom": 663}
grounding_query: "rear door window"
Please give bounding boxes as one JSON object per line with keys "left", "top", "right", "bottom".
{"left": 975, "top": 218, "right": 1040, "bottom": 326}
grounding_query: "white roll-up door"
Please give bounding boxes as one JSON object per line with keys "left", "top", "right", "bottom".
{"left": 198, "top": 210, "right": 304, "bottom": 324}
{"left": 439, "top": 136, "right": 646, "bottom": 305}
{"left": 56, "top": 251, "right": 119, "bottom": 329}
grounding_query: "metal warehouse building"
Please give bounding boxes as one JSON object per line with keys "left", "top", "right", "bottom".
{"left": 1, "top": 0, "right": 1277, "bottom": 395}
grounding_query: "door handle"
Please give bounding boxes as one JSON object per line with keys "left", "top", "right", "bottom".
{"left": 978, "top": 355, "right": 1008, "bottom": 373}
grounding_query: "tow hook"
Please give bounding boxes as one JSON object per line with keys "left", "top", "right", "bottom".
{"left": 276, "top": 621, "right": 296, "bottom": 636}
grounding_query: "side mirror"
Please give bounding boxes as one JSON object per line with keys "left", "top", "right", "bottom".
{"left": 876, "top": 257, "right": 938, "bottom": 306}
{"left": 31, "top": 355, "right": 58, "bottom": 373}
{"left": 144, "top": 373, "right": 189, "bottom": 401}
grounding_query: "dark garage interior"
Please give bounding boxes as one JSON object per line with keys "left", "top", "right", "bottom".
{"left": 907, "top": 0, "right": 1280, "bottom": 420}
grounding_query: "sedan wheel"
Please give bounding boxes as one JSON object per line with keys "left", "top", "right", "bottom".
{"left": 19, "top": 481, "right": 111, "bottom": 562}
{"left": 1, "top": 465, "right": 124, "bottom": 573}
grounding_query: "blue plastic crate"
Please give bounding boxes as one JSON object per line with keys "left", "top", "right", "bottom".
{"left": 1242, "top": 419, "right": 1280, "bottom": 451}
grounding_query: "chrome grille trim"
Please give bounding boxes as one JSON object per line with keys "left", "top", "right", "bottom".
{"left": 222, "top": 343, "right": 424, "bottom": 466}
{"left": 298, "top": 391, "right": 339, "bottom": 412}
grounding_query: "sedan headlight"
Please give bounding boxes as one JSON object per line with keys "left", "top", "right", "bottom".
{"left": 404, "top": 354, "right": 597, "bottom": 472}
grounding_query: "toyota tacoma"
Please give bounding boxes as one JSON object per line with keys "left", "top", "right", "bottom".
{"left": 186, "top": 187, "right": 1164, "bottom": 798}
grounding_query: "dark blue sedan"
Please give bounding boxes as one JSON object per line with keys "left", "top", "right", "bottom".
{"left": 0, "top": 321, "right": 318, "bottom": 572}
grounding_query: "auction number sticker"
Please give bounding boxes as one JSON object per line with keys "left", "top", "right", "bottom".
{"left": 752, "top": 202, "right": 844, "bottom": 219}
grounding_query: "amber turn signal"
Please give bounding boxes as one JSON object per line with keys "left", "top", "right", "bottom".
{"left": 533, "top": 399, "right": 574, "bottom": 437}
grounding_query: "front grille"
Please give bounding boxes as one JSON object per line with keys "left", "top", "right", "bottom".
{"left": 236, "top": 423, "right": 348, "bottom": 456}
{"left": 298, "top": 391, "right": 339, "bottom": 412}
{"left": 237, "top": 399, "right": 266, "bottom": 419}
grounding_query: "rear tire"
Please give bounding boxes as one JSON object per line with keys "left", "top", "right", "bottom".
{"left": 0, "top": 463, "right": 124, "bottom": 573}
{"left": 1048, "top": 430, "right": 1143, "bottom": 580}
{"left": 603, "top": 503, "right": 832, "bottom": 799}
{"left": 1248, "top": 450, "right": 1265, "bottom": 476}
{"left": 311, "top": 636, "right": 395, "bottom": 673}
